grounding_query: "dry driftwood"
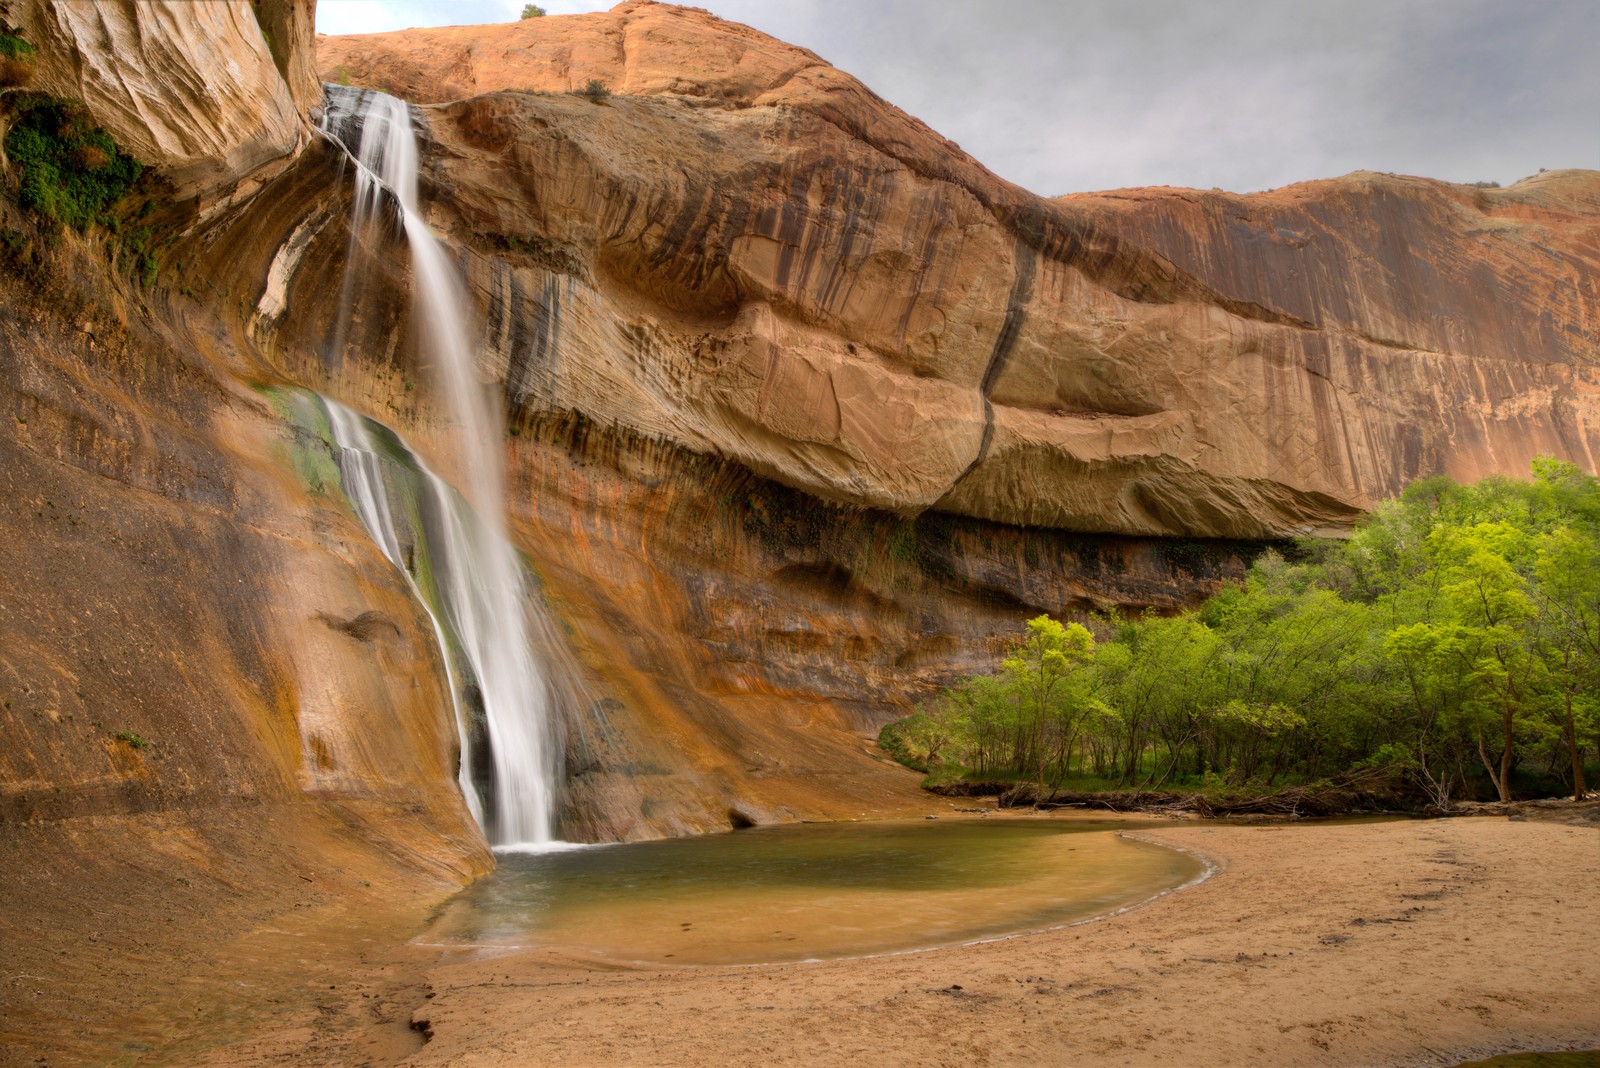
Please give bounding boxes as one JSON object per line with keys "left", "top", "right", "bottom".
{"left": 934, "top": 768, "right": 1410, "bottom": 820}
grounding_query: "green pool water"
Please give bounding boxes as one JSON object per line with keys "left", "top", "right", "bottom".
{"left": 421, "top": 818, "right": 1205, "bottom": 965}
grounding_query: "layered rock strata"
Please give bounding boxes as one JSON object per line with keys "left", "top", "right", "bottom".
{"left": 2, "top": 1, "right": 1599, "bottom": 1056}
{"left": 319, "top": 1, "right": 1600, "bottom": 539}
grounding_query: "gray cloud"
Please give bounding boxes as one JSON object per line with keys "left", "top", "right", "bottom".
{"left": 703, "top": 0, "right": 1599, "bottom": 192}
{"left": 315, "top": 0, "right": 1600, "bottom": 194}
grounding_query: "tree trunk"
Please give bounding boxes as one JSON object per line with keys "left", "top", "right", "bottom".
{"left": 1499, "top": 704, "right": 1516, "bottom": 802}
{"left": 1477, "top": 729, "right": 1511, "bottom": 803}
{"left": 1566, "top": 693, "right": 1588, "bottom": 801}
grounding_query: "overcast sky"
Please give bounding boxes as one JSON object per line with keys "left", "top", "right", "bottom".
{"left": 314, "top": 0, "right": 1599, "bottom": 195}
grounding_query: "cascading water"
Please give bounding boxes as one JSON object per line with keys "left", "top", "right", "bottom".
{"left": 318, "top": 85, "right": 563, "bottom": 850}
{"left": 319, "top": 398, "right": 482, "bottom": 829}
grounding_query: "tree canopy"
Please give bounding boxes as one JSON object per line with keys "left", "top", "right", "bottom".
{"left": 881, "top": 462, "right": 1600, "bottom": 806}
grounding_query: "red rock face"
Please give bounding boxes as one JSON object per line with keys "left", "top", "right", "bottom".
{"left": 317, "top": 3, "right": 1600, "bottom": 540}
{"left": 0, "top": 0, "right": 1591, "bottom": 847}
{"left": 7, "top": 0, "right": 314, "bottom": 198}
{"left": 17, "top": 0, "right": 1577, "bottom": 839}
{"left": 3, "top": 11, "right": 1599, "bottom": 1047}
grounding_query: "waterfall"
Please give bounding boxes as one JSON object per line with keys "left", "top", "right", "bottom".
{"left": 319, "top": 86, "right": 563, "bottom": 850}
{"left": 320, "top": 399, "right": 483, "bottom": 830}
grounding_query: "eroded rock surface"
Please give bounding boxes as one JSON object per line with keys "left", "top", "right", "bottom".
{"left": 0, "top": 6, "right": 488, "bottom": 1055}
{"left": 319, "top": 1, "right": 1600, "bottom": 539}
{"left": 3, "top": 2, "right": 1600, "bottom": 1057}
{"left": 1, "top": 0, "right": 316, "bottom": 201}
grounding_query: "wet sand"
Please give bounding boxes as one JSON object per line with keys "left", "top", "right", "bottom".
{"left": 395, "top": 816, "right": 1599, "bottom": 1067}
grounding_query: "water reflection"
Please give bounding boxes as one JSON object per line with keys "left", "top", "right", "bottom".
{"left": 423, "top": 819, "right": 1203, "bottom": 965}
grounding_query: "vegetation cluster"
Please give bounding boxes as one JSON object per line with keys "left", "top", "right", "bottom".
{"left": 4, "top": 94, "right": 142, "bottom": 230}
{"left": 0, "top": 30, "right": 165, "bottom": 285}
{"left": 881, "top": 461, "right": 1600, "bottom": 809}
{"left": 0, "top": 23, "right": 35, "bottom": 87}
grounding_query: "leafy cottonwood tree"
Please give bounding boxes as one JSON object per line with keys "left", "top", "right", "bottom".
{"left": 1534, "top": 525, "right": 1600, "bottom": 797}
{"left": 880, "top": 462, "right": 1600, "bottom": 805}
{"left": 1000, "top": 616, "right": 1098, "bottom": 798}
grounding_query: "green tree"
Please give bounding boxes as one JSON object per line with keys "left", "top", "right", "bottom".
{"left": 521, "top": 4, "right": 546, "bottom": 17}
{"left": 1384, "top": 621, "right": 1475, "bottom": 804}
{"left": 1209, "top": 700, "right": 1307, "bottom": 782}
{"left": 1429, "top": 521, "right": 1546, "bottom": 801}
{"left": 1000, "top": 616, "right": 1097, "bottom": 799}
{"left": 880, "top": 692, "right": 971, "bottom": 772}
{"left": 1533, "top": 524, "right": 1600, "bottom": 797}
{"left": 1093, "top": 612, "right": 1219, "bottom": 787}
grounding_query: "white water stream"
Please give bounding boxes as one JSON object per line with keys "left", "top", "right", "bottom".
{"left": 320, "top": 86, "right": 562, "bottom": 849}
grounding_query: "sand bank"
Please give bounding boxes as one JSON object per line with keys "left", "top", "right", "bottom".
{"left": 400, "top": 816, "right": 1598, "bottom": 1067}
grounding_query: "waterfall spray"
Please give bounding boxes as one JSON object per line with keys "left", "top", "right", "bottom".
{"left": 320, "top": 86, "right": 563, "bottom": 849}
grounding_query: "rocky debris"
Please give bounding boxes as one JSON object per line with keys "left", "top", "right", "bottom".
{"left": 1437, "top": 796, "right": 1600, "bottom": 822}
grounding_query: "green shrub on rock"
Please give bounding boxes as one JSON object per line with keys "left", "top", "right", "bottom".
{"left": 5, "top": 94, "right": 142, "bottom": 230}
{"left": 0, "top": 24, "right": 35, "bottom": 87}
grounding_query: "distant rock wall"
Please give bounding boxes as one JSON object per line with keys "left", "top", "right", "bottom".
{"left": 318, "top": 1, "right": 1600, "bottom": 540}
{"left": 3, "top": 1, "right": 1599, "bottom": 994}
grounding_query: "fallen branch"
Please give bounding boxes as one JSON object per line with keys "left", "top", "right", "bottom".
{"left": 930, "top": 768, "right": 1414, "bottom": 819}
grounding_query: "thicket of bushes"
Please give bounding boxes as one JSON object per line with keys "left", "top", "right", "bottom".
{"left": 882, "top": 460, "right": 1600, "bottom": 808}
{"left": 5, "top": 94, "right": 142, "bottom": 230}
{"left": 0, "top": 30, "right": 163, "bottom": 285}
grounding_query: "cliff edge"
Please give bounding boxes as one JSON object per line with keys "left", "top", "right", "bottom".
{"left": 316, "top": 0, "right": 1600, "bottom": 540}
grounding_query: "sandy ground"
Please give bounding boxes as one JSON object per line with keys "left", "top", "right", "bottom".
{"left": 392, "top": 816, "right": 1600, "bottom": 1068}
{"left": 0, "top": 806, "right": 473, "bottom": 1068}
{"left": 23, "top": 812, "right": 1594, "bottom": 1066}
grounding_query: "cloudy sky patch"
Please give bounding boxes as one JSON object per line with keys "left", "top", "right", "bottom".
{"left": 314, "top": 0, "right": 1599, "bottom": 194}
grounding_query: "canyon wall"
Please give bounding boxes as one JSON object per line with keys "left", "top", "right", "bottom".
{"left": 292, "top": 2, "right": 1600, "bottom": 837}
{"left": 0, "top": 0, "right": 489, "bottom": 863}
{"left": 2, "top": 1, "right": 1599, "bottom": 1054}
{"left": 321, "top": 1, "right": 1600, "bottom": 541}
{"left": 175, "top": 122, "right": 1265, "bottom": 841}
{"left": 0, "top": 4, "right": 488, "bottom": 1056}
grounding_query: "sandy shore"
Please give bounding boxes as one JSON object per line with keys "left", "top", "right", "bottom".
{"left": 391, "top": 816, "right": 1599, "bottom": 1068}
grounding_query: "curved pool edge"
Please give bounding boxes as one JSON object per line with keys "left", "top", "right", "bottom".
{"left": 558, "top": 830, "right": 1221, "bottom": 973}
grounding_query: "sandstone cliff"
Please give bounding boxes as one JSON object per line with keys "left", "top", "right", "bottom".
{"left": 0, "top": 1, "right": 489, "bottom": 848}
{"left": 318, "top": 1, "right": 1600, "bottom": 540}
{"left": 0, "top": 0, "right": 319, "bottom": 201}
{"left": 176, "top": 0, "right": 1600, "bottom": 836}
{"left": 2, "top": 2, "right": 1599, "bottom": 1058}
{"left": 0, "top": 5, "right": 490, "bottom": 1057}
